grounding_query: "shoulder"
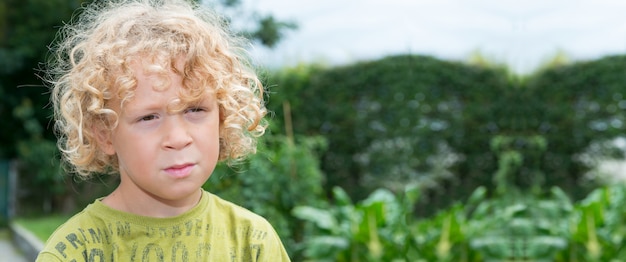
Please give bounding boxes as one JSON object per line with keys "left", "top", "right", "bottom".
{"left": 203, "top": 191, "right": 283, "bottom": 243}
{"left": 203, "top": 191, "right": 291, "bottom": 261}
{"left": 205, "top": 191, "right": 272, "bottom": 227}
{"left": 44, "top": 207, "right": 98, "bottom": 241}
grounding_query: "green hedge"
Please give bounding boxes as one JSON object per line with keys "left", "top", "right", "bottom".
{"left": 266, "top": 54, "right": 626, "bottom": 214}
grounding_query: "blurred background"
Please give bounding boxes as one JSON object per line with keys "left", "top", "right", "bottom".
{"left": 3, "top": 0, "right": 626, "bottom": 261}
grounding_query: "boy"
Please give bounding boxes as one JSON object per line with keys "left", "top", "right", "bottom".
{"left": 37, "top": 0, "right": 290, "bottom": 261}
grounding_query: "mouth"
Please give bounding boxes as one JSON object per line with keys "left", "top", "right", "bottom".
{"left": 164, "top": 163, "right": 195, "bottom": 178}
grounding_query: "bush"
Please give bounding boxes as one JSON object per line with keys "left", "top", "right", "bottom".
{"left": 293, "top": 185, "right": 420, "bottom": 261}
{"left": 267, "top": 56, "right": 509, "bottom": 214}
{"left": 293, "top": 182, "right": 626, "bottom": 261}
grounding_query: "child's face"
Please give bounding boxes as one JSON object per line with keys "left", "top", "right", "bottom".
{"left": 100, "top": 60, "right": 219, "bottom": 203}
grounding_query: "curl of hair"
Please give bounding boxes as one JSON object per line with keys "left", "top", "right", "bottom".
{"left": 46, "top": 0, "right": 266, "bottom": 179}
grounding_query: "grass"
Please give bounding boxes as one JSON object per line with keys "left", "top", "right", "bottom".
{"left": 0, "top": 228, "right": 9, "bottom": 240}
{"left": 14, "top": 215, "right": 71, "bottom": 242}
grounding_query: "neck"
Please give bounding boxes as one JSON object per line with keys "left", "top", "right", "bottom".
{"left": 102, "top": 187, "right": 202, "bottom": 218}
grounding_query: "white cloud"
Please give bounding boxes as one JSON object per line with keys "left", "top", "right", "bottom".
{"left": 245, "top": 0, "right": 626, "bottom": 74}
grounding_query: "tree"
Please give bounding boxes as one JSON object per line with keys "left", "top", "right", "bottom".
{"left": 0, "top": 0, "right": 86, "bottom": 158}
{"left": 205, "top": 0, "right": 297, "bottom": 48}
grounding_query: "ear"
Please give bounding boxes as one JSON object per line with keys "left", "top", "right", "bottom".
{"left": 93, "top": 125, "right": 116, "bottom": 156}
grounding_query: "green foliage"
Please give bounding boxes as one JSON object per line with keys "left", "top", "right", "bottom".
{"left": 266, "top": 55, "right": 512, "bottom": 209}
{"left": 16, "top": 139, "right": 63, "bottom": 207}
{"left": 265, "top": 54, "right": 626, "bottom": 216}
{"left": 554, "top": 184, "right": 626, "bottom": 261}
{"left": 246, "top": 15, "right": 297, "bottom": 48}
{"left": 527, "top": 56, "right": 626, "bottom": 198}
{"left": 0, "top": 0, "right": 85, "bottom": 158}
{"left": 293, "top": 185, "right": 420, "bottom": 262}
{"left": 293, "top": 183, "right": 626, "bottom": 261}
{"left": 461, "top": 187, "right": 571, "bottom": 260}
{"left": 12, "top": 97, "right": 65, "bottom": 214}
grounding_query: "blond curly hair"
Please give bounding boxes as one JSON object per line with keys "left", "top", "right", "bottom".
{"left": 47, "top": 0, "right": 267, "bottom": 178}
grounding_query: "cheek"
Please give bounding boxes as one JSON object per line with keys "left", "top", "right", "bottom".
{"left": 208, "top": 123, "right": 221, "bottom": 158}
{"left": 110, "top": 129, "right": 151, "bottom": 158}
{"left": 210, "top": 128, "right": 221, "bottom": 154}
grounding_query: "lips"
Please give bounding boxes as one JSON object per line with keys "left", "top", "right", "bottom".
{"left": 164, "top": 163, "right": 195, "bottom": 178}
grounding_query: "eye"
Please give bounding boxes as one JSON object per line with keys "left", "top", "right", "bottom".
{"left": 185, "top": 107, "right": 206, "bottom": 114}
{"left": 138, "top": 114, "right": 158, "bottom": 122}
{"left": 184, "top": 107, "right": 209, "bottom": 121}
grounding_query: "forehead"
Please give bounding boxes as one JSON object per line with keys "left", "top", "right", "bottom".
{"left": 113, "top": 57, "right": 214, "bottom": 112}
{"left": 131, "top": 59, "right": 182, "bottom": 87}
{"left": 130, "top": 55, "right": 184, "bottom": 78}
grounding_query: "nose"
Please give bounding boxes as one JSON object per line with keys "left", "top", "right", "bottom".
{"left": 162, "top": 116, "right": 193, "bottom": 150}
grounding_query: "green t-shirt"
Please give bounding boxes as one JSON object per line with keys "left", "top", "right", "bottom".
{"left": 36, "top": 190, "right": 290, "bottom": 262}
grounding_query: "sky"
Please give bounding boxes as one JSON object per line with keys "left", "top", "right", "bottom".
{"left": 243, "top": 0, "right": 626, "bottom": 74}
